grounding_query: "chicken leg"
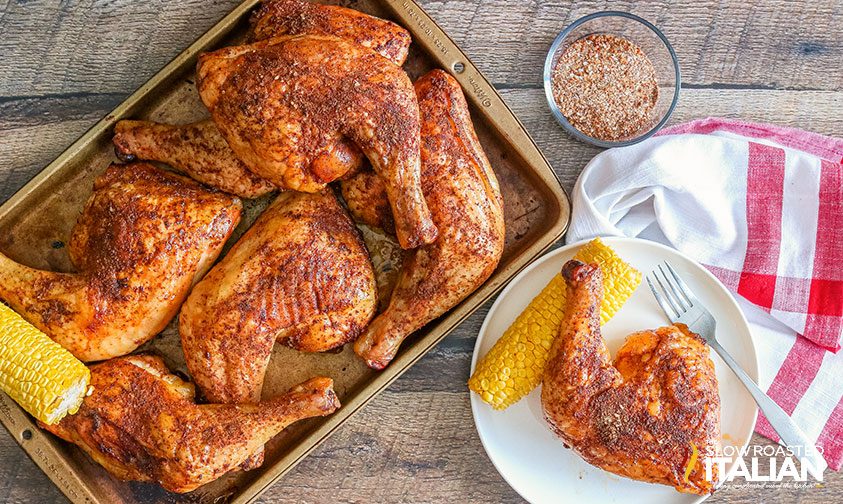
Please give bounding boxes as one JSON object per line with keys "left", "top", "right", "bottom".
{"left": 0, "top": 163, "right": 242, "bottom": 361}
{"left": 113, "top": 0, "right": 410, "bottom": 199}
{"left": 353, "top": 70, "right": 505, "bottom": 369}
{"left": 180, "top": 189, "right": 376, "bottom": 467}
{"left": 541, "top": 260, "right": 720, "bottom": 495}
{"left": 196, "top": 34, "right": 437, "bottom": 249}
{"left": 181, "top": 188, "right": 377, "bottom": 402}
{"left": 250, "top": 0, "right": 412, "bottom": 66}
{"left": 41, "top": 354, "right": 339, "bottom": 493}
{"left": 113, "top": 120, "right": 276, "bottom": 198}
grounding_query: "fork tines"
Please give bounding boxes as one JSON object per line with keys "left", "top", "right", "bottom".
{"left": 646, "top": 261, "right": 695, "bottom": 321}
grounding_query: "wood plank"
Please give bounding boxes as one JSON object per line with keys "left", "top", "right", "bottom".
{"left": 0, "top": 432, "right": 82, "bottom": 504}
{"left": 0, "top": 0, "right": 242, "bottom": 97}
{"left": 0, "top": 88, "right": 120, "bottom": 201}
{"left": 417, "top": 0, "right": 843, "bottom": 90}
{"left": 261, "top": 390, "right": 521, "bottom": 503}
{"left": 1, "top": 88, "right": 839, "bottom": 203}
{"left": 0, "top": 0, "right": 841, "bottom": 99}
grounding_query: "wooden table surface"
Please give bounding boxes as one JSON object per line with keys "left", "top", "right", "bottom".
{"left": 1, "top": 1, "right": 841, "bottom": 503}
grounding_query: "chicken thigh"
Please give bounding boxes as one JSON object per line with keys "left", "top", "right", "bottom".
{"left": 181, "top": 188, "right": 376, "bottom": 403}
{"left": 113, "top": 0, "right": 410, "bottom": 199}
{"left": 42, "top": 354, "right": 339, "bottom": 493}
{"left": 340, "top": 168, "right": 395, "bottom": 234}
{"left": 542, "top": 260, "right": 720, "bottom": 495}
{"left": 196, "top": 34, "right": 437, "bottom": 249}
{"left": 0, "top": 163, "right": 241, "bottom": 362}
{"left": 353, "top": 70, "right": 505, "bottom": 369}
{"left": 181, "top": 189, "right": 376, "bottom": 402}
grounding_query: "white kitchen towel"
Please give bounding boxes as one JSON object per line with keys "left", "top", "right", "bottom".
{"left": 566, "top": 117, "right": 843, "bottom": 470}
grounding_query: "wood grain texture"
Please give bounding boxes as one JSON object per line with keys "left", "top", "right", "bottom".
{"left": 420, "top": 0, "right": 843, "bottom": 90}
{"left": 0, "top": 0, "right": 841, "bottom": 503}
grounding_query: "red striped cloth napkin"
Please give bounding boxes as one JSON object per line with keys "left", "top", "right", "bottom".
{"left": 566, "top": 117, "right": 843, "bottom": 470}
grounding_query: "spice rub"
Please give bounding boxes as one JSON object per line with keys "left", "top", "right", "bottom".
{"left": 551, "top": 34, "right": 659, "bottom": 141}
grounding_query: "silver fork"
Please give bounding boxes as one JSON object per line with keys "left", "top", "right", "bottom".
{"left": 647, "top": 261, "right": 827, "bottom": 479}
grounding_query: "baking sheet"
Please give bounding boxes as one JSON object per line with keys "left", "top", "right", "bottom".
{"left": 0, "top": 1, "right": 570, "bottom": 502}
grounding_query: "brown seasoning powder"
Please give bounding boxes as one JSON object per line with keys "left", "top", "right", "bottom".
{"left": 551, "top": 34, "right": 659, "bottom": 141}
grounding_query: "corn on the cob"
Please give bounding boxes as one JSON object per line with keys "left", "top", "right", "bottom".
{"left": 0, "top": 302, "right": 90, "bottom": 425}
{"left": 468, "top": 237, "right": 641, "bottom": 410}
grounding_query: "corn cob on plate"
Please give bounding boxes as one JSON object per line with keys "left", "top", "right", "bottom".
{"left": 469, "top": 237, "right": 641, "bottom": 409}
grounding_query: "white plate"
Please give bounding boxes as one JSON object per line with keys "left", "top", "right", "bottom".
{"left": 470, "top": 237, "right": 758, "bottom": 504}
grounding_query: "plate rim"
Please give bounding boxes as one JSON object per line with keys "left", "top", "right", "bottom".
{"left": 469, "top": 236, "right": 760, "bottom": 504}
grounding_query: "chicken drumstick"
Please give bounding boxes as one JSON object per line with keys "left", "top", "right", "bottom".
{"left": 353, "top": 70, "right": 505, "bottom": 369}
{"left": 113, "top": 120, "right": 276, "bottom": 198}
{"left": 42, "top": 355, "right": 339, "bottom": 493}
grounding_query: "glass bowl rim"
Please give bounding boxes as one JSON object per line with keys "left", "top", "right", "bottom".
{"left": 542, "top": 10, "right": 682, "bottom": 148}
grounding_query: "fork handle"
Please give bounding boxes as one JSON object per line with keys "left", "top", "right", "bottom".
{"left": 707, "top": 339, "right": 827, "bottom": 479}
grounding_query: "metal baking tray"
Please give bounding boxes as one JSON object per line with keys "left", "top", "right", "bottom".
{"left": 0, "top": 0, "right": 570, "bottom": 502}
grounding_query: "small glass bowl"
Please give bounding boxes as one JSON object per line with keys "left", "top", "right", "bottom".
{"left": 543, "top": 11, "right": 681, "bottom": 148}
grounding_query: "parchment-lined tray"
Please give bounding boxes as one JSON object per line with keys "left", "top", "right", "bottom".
{"left": 0, "top": 1, "right": 570, "bottom": 502}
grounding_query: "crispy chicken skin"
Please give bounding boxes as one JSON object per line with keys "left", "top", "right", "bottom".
{"left": 113, "top": 120, "right": 276, "bottom": 198}
{"left": 250, "top": 0, "right": 412, "bottom": 66}
{"left": 196, "top": 34, "right": 437, "bottom": 249}
{"left": 339, "top": 168, "right": 395, "bottom": 233}
{"left": 0, "top": 163, "right": 241, "bottom": 362}
{"left": 41, "top": 355, "right": 339, "bottom": 493}
{"left": 113, "top": 0, "right": 410, "bottom": 197}
{"left": 181, "top": 189, "right": 374, "bottom": 468}
{"left": 354, "top": 70, "right": 505, "bottom": 369}
{"left": 181, "top": 188, "right": 376, "bottom": 404}
{"left": 542, "top": 260, "right": 721, "bottom": 495}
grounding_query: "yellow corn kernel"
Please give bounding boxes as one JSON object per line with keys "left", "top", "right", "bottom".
{"left": 468, "top": 237, "right": 641, "bottom": 410}
{"left": 0, "top": 303, "right": 90, "bottom": 425}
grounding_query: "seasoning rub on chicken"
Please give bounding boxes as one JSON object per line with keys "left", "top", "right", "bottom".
{"left": 352, "top": 70, "right": 505, "bottom": 369}
{"left": 180, "top": 189, "right": 376, "bottom": 468}
{"left": 249, "top": 0, "right": 412, "bottom": 66}
{"left": 542, "top": 260, "right": 721, "bottom": 495}
{"left": 181, "top": 189, "right": 377, "bottom": 404}
{"left": 41, "top": 355, "right": 339, "bottom": 493}
{"left": 0, "top": 163, "right": 241, "bottom": 362}
{"left": 196, "top": 34, "right": 437, "bottom": 249}
{"left": 113, "top": 120, "right": 276, "bottom": 199}
{"left": 111, "top": 0, "right": 411, "bottom": 199}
